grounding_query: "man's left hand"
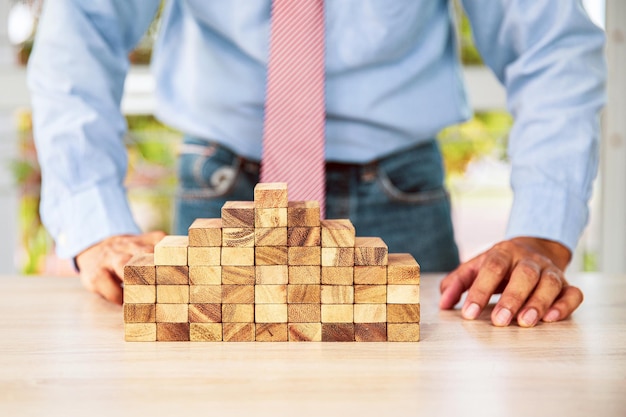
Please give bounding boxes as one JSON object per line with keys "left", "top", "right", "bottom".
{"left": 439, "top": 237, "right": 583, "bottom": 327}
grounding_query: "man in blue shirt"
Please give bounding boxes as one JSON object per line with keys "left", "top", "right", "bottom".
{"left": 28, "top": 1, "right": 605, "bottom": 328}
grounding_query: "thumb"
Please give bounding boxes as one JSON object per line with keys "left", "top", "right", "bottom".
{"left": 439, "top": 255, "right": 482, "bottom": 310}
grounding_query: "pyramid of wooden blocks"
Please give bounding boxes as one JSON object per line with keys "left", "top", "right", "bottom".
{"left": 123, "top": 182, "right": 420, "bottom": 342}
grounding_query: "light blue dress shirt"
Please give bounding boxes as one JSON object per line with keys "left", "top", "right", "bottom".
{"left": 27, "top": 0, "right": 606, "bottom": 259}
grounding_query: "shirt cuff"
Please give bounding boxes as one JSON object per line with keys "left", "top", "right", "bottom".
{"left": 44, "top": 183, "right": 141, "bottom": 259}
{"left": 505, "top": 184, "right": 588, "bottom": 253}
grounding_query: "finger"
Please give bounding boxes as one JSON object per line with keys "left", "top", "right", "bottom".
{"left": 92, "top": 269, "right": 124, "bottom": 305}
{"left": 110, "top": 238, "right": 155, "bottom": 257}
{"left": 110, "top": 252, "right": 134, "bottom": 283}
{"left": 516, "top": 268, "right": 564, "bottom": 327}
{"left": 144, "top": 230, "right": 166, "bottom": 246}
{"left": 491, "top": 260, "right": 540, "bottom": 326}
{"left": 462, "top": 250, "right": 512, "bottom": 320}
{"left": 439, "top": 256, "right": 482, "bottom": 309}
{"left": 542, "top": 285, "right": 584, "bottom": 323}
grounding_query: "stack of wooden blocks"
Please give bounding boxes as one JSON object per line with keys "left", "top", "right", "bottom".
{"left": 123, "top": 183, "right": 420, "bottom": 342}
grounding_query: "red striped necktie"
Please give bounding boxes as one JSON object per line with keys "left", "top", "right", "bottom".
{"left": 260, "top": 0, "right": 326, "bottom": 218}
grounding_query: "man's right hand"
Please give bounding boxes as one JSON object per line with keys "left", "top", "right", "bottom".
{"left": 75, "top": 231, "right": 166, "bottom": 305}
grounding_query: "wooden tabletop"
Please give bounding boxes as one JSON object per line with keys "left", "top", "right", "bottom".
{"left": 0, "top": 273, "right": 624, "bottom": 417}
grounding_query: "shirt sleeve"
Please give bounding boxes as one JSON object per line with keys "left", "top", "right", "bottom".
{"left": 27, "top": 0, "right": 160, "bottom": 258}
{"left": 460, "top": 0, "right": 606, "bottom": 252}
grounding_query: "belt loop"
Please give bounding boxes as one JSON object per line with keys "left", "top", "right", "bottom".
{"left": 361, "top": 161, "right": 378, "bottom": 182}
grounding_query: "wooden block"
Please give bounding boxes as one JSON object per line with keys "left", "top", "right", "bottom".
{"left": 387, "top": 285, "right": 420, "bottom": 304}
{"left": 287, "top": 304, "right": 321, "bottom": 323}
{"left": 321, "top": 304, "right": 354, "bottom": 323}
{"left": 320, "top": 219, "right": 355, "bottom": 247}
{"left": 188, "top": 218, "right": 222, "bottom": 247}
{"left": 387, "top": 304, "right": 421, "bottom": 323}
{"left": 287, "top": 201, "right": 320, "bottom": 227}
{"left": 387, "top": 253, "right": 421, "bottom": 284}
{"left": 288, "top": 266, "right": 321, "bottom": 284}
{"left": 288, "top": 247, "right": 321, "bottom": 265}
{"left": 354, "top": 237, "right": 388, "bottom": 266}
{"left": 287, "top": 284, "right": 321, "bottom": 303}
{"left": 123, "top": 304, "right": 156, "bottom": 323}
{"left": 189, "top": 303, "right": 222, "bottom": 323}
{"left": 322, "top": 323, "right": 355, "bottom": 342}
{"left": 125, "top": 323, "right": 157, "bottom": 342}
{"left": 254, "top": 182, "right": 288, "bottom": 208}
{"left": 222, "top": 304, "right": 255, "bottom": 323}
{"left": 321, "top": 267, "right": 353, "bottom": 285}
{"left": 222, "top": 228, "right": 255, "bottom": 247}
{"left": 222, "top": 285, "right": 255, "bottom": 304}
{"left": 354, "top": 285, "right": 387, "bottom": 304}
{"left": 255, "top": 323, "right": 288, "bottom": 342}
{"left": 255, "top": 265, "right": 288, "bottom": 284}
{"left": 256, "top": 246, "right": 288, "bottom": 265}
{"left": 124, "top": 254, "right": 155, "bottom": 285}
{"left": 157, "top": 285, "right": 190, "bottom": 304}
{"left": 255, "top": 285, "right": 287, "bottom": 304}
{"left": 288, "top": 323, "right": 322, "bottom": 341}
{"left": 387, "top": 323, "right": 420, "bottom": 342}
{"left": 189, "top": 285, "right": 221, "bottom": 304}
{"left": 154, "top": 235, "right": 188, "bottom": 266}
{"left": 190, "top": 323, "right": 222, "bottom": 341}
{"left": 124, "top": 285, "right": 155, "bottom": 304}
{"left": 354, "top": 304, "right": 386, "bottom": 323}
{"left": 255, "top": 304, "right": 288, "bottom": 323}
{"left": 157, "top": 323, "right": 190, "bottom": 341}
{"left": 189, "top": 266, "right": 221, "bottom": 285}
{"left": 321, "top": 285, "right": 354, "bottom": 304}
{"left": 355, "top": 323, "right": 387, "bottom": 342}
{"left": 255, "top": 227, "right": 288, "bottom": 246}
{"left": 221, "top": 247, "right": 254, "bottom": 266}
{"left": 221, "top": 201, "right": 255, "bottom": 228}
{"left": 287, "top": 227, "right": 321, "bottom": 247}
{"left": 156, "top": 265, "right": 188, "bottom": 285}
{"left": 354, "top": 266, "right": 386, "bottom": 285}
{"left": 222, "top": 266, "right": 256, "bottom": 285}
{"left": 255, "top": 208, "right": 287, "bottom": 228}
{"left": 321, "top": 247, "right": 355, "bottom": 267}
{"left": 188, "top": 247, "right": 221, "bottom": 266}
{"left": 156, "top": 304, "right": 189, "bottom": 323}
{"left": 223, "top": 322, "right": 255, "bottom": 342}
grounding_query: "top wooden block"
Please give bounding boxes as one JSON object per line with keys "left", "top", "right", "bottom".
{"left": 188, "top": 218, "right": 222, "bottom": 247}
{"left": 321, "top": 219, "right": 355, "bottom": 247}
{"left": 154, "top": 236, "right": 189, "bottom": 266}
{"left": 254, "top": 183, "right": 288, "bottom": 208}
{"left": 124, "top": 253, "right": 155, "bottom": 285}
{"left": 221, "top": 201, "right": 255, "bottom": 228}
{"left": 387, "top": 253, "right": 421, "bottom": 284}
{"left": 288, "top": 201, "right": 321, "bottom": 227}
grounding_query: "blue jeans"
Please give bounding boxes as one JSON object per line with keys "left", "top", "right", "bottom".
{"left": 175, "top": 136, "right": 459, "bottom": 272}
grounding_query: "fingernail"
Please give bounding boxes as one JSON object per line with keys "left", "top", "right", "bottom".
{"left": 519, "top": 308, "right": 538, "bottom": 327}
{"left": 462, "top": 302, "right": 481, "bottom": 320}
{"left": 543, "top": 309, "right": 560, "bottom": 322}
{"left": 493, "top": 307, "right": 512, "bottom": 326}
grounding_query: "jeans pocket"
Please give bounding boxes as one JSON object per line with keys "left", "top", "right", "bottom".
{"left": 375, "top": 141, "right": 449, "bottom": 204}
{"left": 376, "top": 165, "right": 449, "bottom": 204}
{"left": 177, "top": 151, "right": 241, "bottom": 199}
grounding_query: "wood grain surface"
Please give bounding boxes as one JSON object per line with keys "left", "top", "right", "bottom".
{"left": 0, "top": 274, "right": 624, "bottom": 417}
